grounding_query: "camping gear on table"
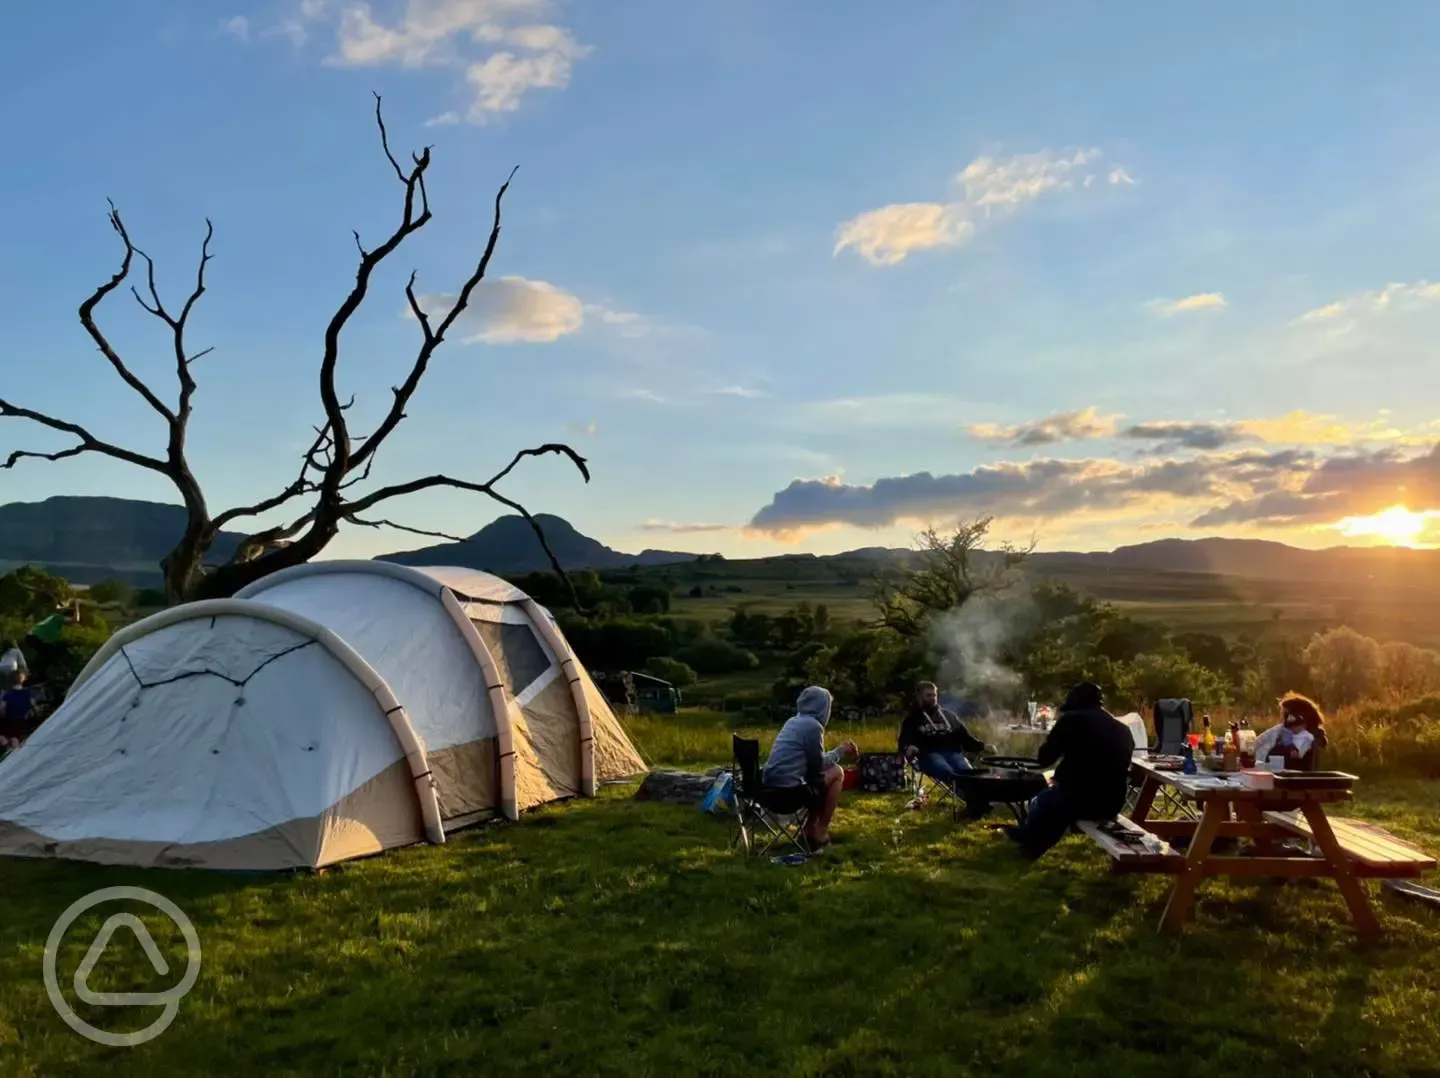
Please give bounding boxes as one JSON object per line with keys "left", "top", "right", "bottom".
{"left": 858, "top": 752, "right": 907, "bottom": 792}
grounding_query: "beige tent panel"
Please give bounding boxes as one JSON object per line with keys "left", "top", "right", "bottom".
{"left": 427, "top": 738, "right": 500, "bottom": 826}
{"left": 518, "top": 675, "right": 582, "bottom": 798}
{"left": 0, "top": 760, "right": 427, "bottom": 871}
{"left": 316, "top": 759, "right": 429, "bottom": 867}
{"left": 579, "top": 666, "right": 649, "bottom": 779}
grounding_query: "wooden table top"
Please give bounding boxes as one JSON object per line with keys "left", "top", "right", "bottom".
{"left": 1130, "top": 756, "right": 1354, "bottom": 805}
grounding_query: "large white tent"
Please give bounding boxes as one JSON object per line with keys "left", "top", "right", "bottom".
{"left": 0, "top": 563, "right": 646, "bottom": 871}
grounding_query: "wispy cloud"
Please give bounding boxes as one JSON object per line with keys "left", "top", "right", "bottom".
{"left": 709, "top": 385, "right": 767, "bottom": 399}
{"left": 833, "top": 148, "right": 1135, "bottom": 266}
{"left": 638, "top": 520, "right": 733, "bottom": 534}
{"left": 220, "top": 15, "right": 251, "bottom": 41}
{"left": 265, "top": 0, "right": 590, "bottom": 121}
{"left": 617, "top": 388, "right": 666, "bottom": 404}
{"left": 1148, "top": 292, "right": 1228, "bottom": 316}
{"left": 963, "top": 406, "right": 1412, "bottom": 451}
{"left": 1295, "top": 280, "right": 1440, "bottom": 325}
{"left": 967, "top": 407, "right": 1119, "bottom": 446}
{"left": 566, "top": 420, "right": 598, "bottom": 437}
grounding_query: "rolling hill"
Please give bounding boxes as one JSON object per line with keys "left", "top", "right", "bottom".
{"left": 5, "top": 494, "right": 1440, "bottom": 592}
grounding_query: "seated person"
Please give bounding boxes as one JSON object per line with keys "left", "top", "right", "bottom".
{"left": 762, "top": 685, "right": 856, "bottom": 852}
{"left": 0, "top": 673, "right": 34, "bottom": 751}
{"left": 898, "top": 681, "right": 990, "bottom": 816}
{"left": 0, "top": 640, "right": 27, "bottom": 683}
{"left": 1255, "top": 692, "right": 1328, "bottom": 770}
{"left": 1006, "top": 681, "right": 1134, "bottom": 860}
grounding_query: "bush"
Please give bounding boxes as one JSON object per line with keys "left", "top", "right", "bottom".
{"left": 643, "top": 656, "right": 697, "bottom": 688}
{"left": 87, "top": 579, "right": 134, "bottom": 606}
{"left": 1325, "top": 695, "right": 1440, "bottom": 778}
{"left": 675, "top": 636, "right": 759, "bottom": 675}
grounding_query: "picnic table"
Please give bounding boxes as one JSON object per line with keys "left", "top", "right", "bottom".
{"left": 1098, "top": 756, "right": 1436, "bottom": 938}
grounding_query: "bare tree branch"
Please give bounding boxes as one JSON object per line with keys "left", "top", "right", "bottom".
{"left": 347, "top": 164, "right": 518, "bottom": 476}
{"left": 79, "top": 203, "right": 177, "bottom": 422}
{"left": 314, "top": 93, "right": 435, "bottom": 503}
{"left": 0, "top": 399, "right": 168, "bottom": 473}
{"left": 346, "top": 516, "right": 466, "bottom": 543}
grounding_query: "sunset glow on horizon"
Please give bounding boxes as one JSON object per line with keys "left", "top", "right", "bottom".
{"left": 1335, "top": 505, "right": 1440, "bottom": 548}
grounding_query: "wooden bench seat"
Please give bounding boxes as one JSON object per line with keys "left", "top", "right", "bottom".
{"left": 1262, "top": 811, "right": 1436, "bottom": 879}
{"left": 1078, "top": 815, "right": 1185, "bottom": 874}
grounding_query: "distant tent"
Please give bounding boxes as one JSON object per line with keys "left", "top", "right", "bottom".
{"left": 0, "top": 564, "right": 645, "bottom": 871}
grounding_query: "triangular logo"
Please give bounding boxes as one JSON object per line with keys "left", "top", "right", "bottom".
{"left": 73, "top": 913, "right": 172, "bottom": 1006}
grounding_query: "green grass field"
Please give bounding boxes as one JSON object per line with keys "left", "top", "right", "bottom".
{"left": 1, "top": 711, "right": 1437, "bottom": 1077}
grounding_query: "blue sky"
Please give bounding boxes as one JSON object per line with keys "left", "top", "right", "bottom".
{"left": 5, "top": 1, "right": 1440, "bottom": 561}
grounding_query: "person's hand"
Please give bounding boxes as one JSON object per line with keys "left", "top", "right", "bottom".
{"left": 841, "top": 740, "right": 858, "bottom": 759}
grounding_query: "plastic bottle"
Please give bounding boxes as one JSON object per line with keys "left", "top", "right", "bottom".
{"left": 1181, "top": 743, "right": 1198, "bottom": 775}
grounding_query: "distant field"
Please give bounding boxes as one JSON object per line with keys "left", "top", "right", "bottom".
{"left": 666, "top": 566, "right": 1440, "bottom": 648}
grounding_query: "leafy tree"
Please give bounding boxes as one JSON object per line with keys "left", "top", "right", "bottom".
{"left": 0, "top": 566, "right": 73, "bottom": 624}
{"left": 1378, "top": 640, "right": 1440, "bottom": 703}
{"left": 133, "top": 588, "right": 168, "bottom": 609}
{"left": 627, "top": 585, "right": 671, "bottom": 616}
{"left": 0, "top": 96, "right": 586, "bottom": 604}
{"left": 1111, "top": 651, "right": 1232, "bottom": 712}
{"left": 872, "top": 518, "right": 1030, "bottom": 638}
{"left": 643, "top": 656, "right": 698, "bottom": 688}
{"left": 1302, "top": 626, "right": 1382, "bottom": 707}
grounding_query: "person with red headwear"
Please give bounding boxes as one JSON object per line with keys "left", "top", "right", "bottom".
{"left": 1254, "top": 692, "right": 1328, "bottom": 770}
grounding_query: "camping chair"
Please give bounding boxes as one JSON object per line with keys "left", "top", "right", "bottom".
{"left": 904, "top": 756, "right": 967, "bottom": 820}
{"left": 1123, "top": 699, "right": 1199, "bottom": 820}
{"left": 729, "top": 735, "right": 811, "bottom": 857}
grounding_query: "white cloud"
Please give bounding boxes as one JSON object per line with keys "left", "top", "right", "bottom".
{"left": 271, "top": 0, "right": 329, "bottom": 46}
{"left": 967, "top": 407, "right": 1121, "bottom": 446}
{"left": 220, "top": 15, "right": 251, "bottom": 41}
{"left": 414, "top": 276, "right": 583, "bottom": 344}
{"left": 618, "top": 388, "right": 666, "bottom": 404}
{"left": 710, "top": 385, "right": 767, "bottom": 399}
{"left": 1149, "top": 292, "right": 1229, "bottom": 316}
{"left": 1296, "top": 281, "right": 1440, "bottom": 325}
{"left": 308, "top": 0, "right": 591, "bottom": 120}
{"left": 567, "top": 420, "right": 598, "bottom": 437}
{"left": 424, "top": 110, "right": 461, "bottom": 127}
{"left": 834, "top": 148, "right": 1132, "bottom": 266}
{"left": 409, "top": 278, "right": 656, "bottom": 345}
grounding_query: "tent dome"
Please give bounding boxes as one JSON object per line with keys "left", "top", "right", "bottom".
{"left": 0, "top": 563, "right": 645, "bottom": 871}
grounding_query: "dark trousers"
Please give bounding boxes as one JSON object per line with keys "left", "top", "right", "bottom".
{"left": 1011, "top": 785, "right": 1102, "bottom": 859}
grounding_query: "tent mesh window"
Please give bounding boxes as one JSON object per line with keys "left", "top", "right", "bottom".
{"left": 473, "top": 621, "right": 551, "bottom": 696}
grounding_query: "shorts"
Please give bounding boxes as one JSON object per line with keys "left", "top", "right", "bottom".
{"left": 760, "top": 780, "right": 825, "bottom": 814}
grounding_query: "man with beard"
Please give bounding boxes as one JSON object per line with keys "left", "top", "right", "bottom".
{"left": 898, "top": 681, "right": 991, "bottom": 817}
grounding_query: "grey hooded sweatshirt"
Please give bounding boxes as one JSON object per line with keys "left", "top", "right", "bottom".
{"left": 762, "top": 686, "right": 841, "bottom": 789}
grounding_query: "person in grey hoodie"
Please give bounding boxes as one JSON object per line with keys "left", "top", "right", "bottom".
{"left": 761, "top": 685, "right": 856, "bottom": 849}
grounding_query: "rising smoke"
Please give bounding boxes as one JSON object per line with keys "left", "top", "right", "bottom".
{"left": 927, "top": 590, "right": 1038, "bottom": 715}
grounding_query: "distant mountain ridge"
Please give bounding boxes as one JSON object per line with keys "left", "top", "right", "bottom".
{"left": 4, "top": 495, "right": 1440, "bottom": 587}
{"left": 0, "top": 496, "right": 246, "bottom": 586}
{"left": 377, "top": 513, "right": 697, "bottom": 574}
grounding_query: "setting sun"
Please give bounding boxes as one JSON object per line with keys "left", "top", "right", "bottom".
{"left": 1335, "top": 505, "right": 1440, "bottom": 547}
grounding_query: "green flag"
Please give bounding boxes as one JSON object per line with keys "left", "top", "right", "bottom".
{"left": 29, "top": 613, "right": 66, "bottom": 644}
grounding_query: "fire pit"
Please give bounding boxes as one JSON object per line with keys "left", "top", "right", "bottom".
{"left": 955, "top": 758, "right": 1049, "bottom": 823}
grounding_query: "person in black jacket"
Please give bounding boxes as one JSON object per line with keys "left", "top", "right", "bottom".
{"left": 1006, "top": 681, "right": 1135, "bottom": 859}
{"left": 899, "top": 682, "right": 991, "bottom": 816}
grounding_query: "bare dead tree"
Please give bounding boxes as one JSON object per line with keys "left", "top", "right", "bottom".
{"left": 0, "top": 94, "right": 588, "bottom": 604}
